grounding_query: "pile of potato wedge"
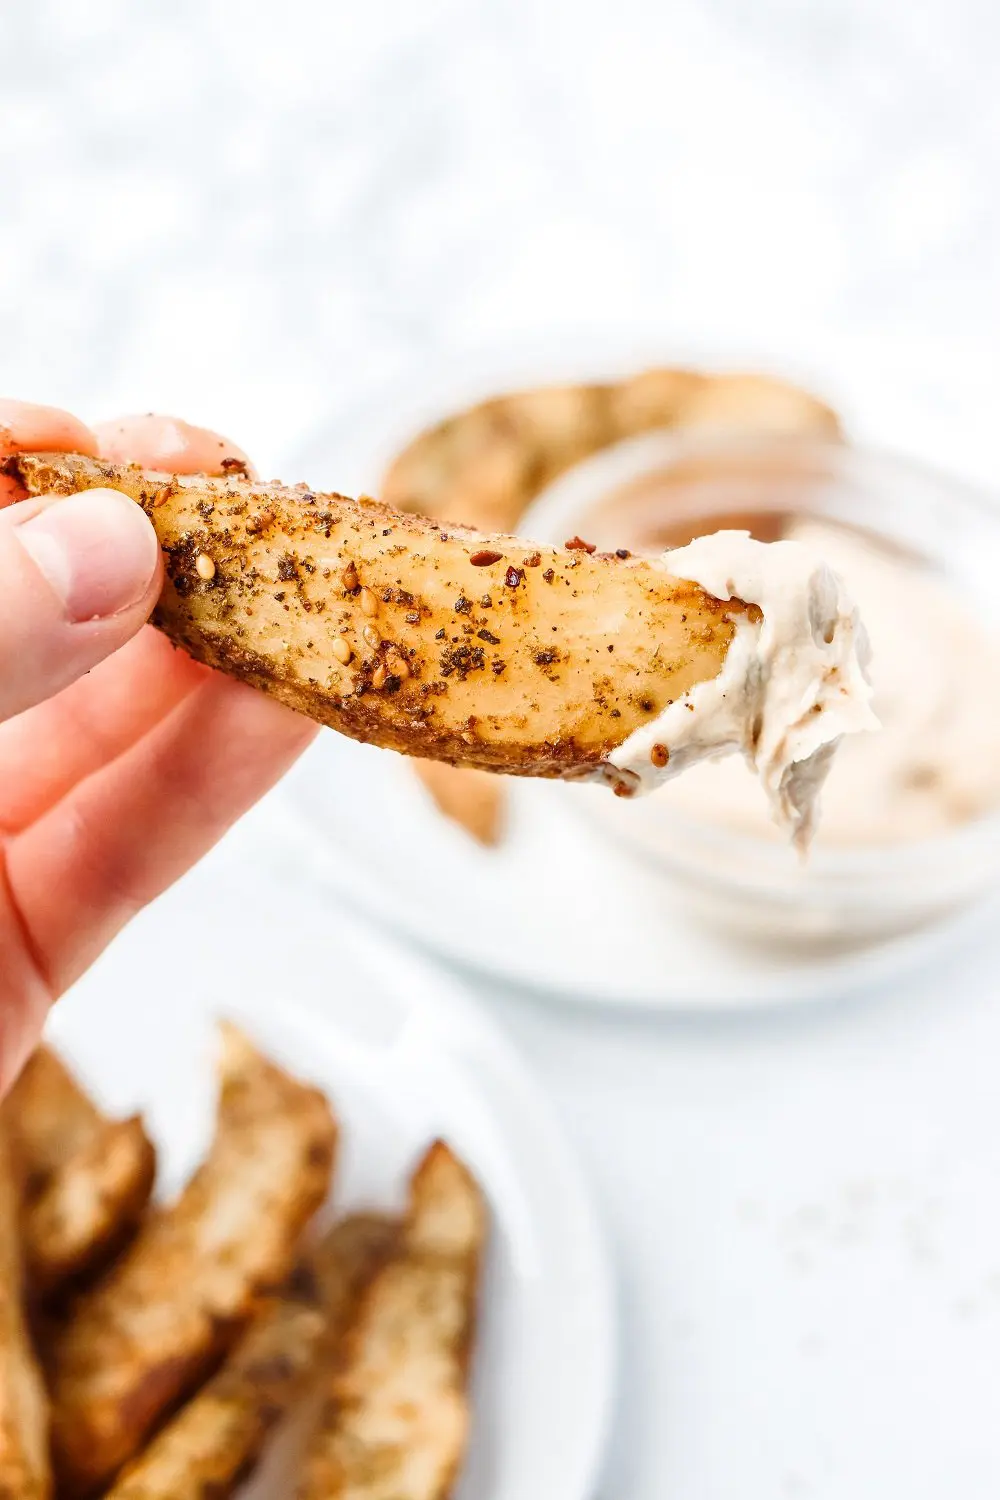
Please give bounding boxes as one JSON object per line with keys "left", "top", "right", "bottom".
{"left": 0, "top": 1026, "right": 486, "bottom": 1499}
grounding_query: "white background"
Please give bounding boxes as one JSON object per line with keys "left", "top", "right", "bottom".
{"left": 4, "top": 2, "right": 1000, "bottom": 1497}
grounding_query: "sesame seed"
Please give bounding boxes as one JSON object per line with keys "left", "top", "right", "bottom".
{"left": 342, "top": 562, "right": 359, "bottom": 591}
{"left": 332, "top": 637, "right": 352, "bottom": 664}
{"left": 196, "top": 553, "right": 216, "bottom": 581}
{"left": 361, "top": 587, "right": 379, "bottom": 617}
{"left": 362, "top": 624, "right": 380, "bottom": 649}
{"left": 371, "top": 664, "right": 387, "bottom": 690}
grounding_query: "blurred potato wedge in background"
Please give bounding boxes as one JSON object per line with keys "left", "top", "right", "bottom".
{"left": 297, "top": 1140, "right": 486, "bottom": 1500}
{"left": 105, "top": 1213, "right": 398, "bottom": 1500}
{"left": 46, "top": 1025, "right": 336, "bottom": 1497}
{"left": 0, "top": 1125, "right": 51, "bottom": 1500}
{"left": 3, "top": 1048, "right": 156, "bottom": 1299}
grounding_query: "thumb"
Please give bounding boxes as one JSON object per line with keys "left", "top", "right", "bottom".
{"left": 0, "top": 489, "right": 161, "bottom": 722}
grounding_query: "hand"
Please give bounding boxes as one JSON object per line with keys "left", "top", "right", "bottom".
{"left": 0, "top": 401, "right": 317, "bottom": 1093}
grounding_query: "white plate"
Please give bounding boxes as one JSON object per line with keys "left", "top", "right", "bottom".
{"left": 44, "top": 827, "right": 615, "bottom": 1500}
{"left": 272, "top": 734, "right": 998, "bottom": 1011}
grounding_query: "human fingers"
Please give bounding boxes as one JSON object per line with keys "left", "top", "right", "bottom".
{"left": 6, "top": 675, "right": 316, "bottom": 995}
{"left": 0, "top": 399, "right": 98, "bottom": 506}
{"left": 0, "top": 490, "right": 161, "bottom": 722}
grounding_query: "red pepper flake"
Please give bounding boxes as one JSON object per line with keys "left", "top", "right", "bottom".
{"left": 524, "top": 551, "right": 542, "bottom": 567}
{"left": 650, "top": 743, "right": 669, "bottom": 769}
{"left": 565, "top": 535, "right": 597, "bottom": 553}
{"left": 470, "top": 549, "right": 503, "bottom": 566}
{"left": 505, "top": 566, "right": 523, "bottom": 589}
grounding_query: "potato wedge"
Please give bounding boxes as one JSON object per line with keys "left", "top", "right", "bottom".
{"left": 297, "top": 1142, "right": 486, "bottom": 1500}
{"left": 7, "top": 451, "right": 740, "bottom": 791}
{"left": 412, "top": 760, "right": 506, "bottom": 846}
{"left": 4, "top": 1048, "right": 156, "bottom": 1297}
{"left": 46, "top": 1025, "right": 336, "bottom": 1498}
{"left": 0, "top": 1125, "right": 51, "bottom": 1500}
{"left": 382, "top": 367, "right": 841, "bottom": 840}
{"left": 382, "top": 368, "right": 839, "bottom": 534}
{"left": 3, "top": 1048, "right": 98, "bottom": 1180}
{"left": 104, "top": 1214, "right": 397, "bottom": 1500}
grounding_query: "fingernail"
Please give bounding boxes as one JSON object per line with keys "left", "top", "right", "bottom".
{"left": 16, "top": 489, "right": 159, "bottom": 622}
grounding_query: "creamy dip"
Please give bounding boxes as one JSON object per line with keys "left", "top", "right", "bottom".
{"left": 640, "top": 518, "right": 1000, "bottom": 847}
{"left": 608, "top": 529, "right": 877, "bottom": 846}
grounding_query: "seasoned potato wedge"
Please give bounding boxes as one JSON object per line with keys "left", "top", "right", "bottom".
{"left": 297, "top": 1142, "right": 486, "bottom": 1500}
{"left": 4, "top": 1047, "right": 155, "bottom": 1297}
{"left": 105, "top": 1214, "right": 397, "bottom": 1500}
{"left": 8, "top": 451, "right": 740, "bottom": 791}
{"left": 382, "top": 367, "right": 841, "bottom": 840}
{"left": 0, "top": 1126, "right": 51, "bottom": 1500}
{"left": 46, "top": 1025, "right": 336, "bottom": 1498}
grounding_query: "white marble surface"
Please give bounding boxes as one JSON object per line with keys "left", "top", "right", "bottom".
{"left": 5, "top": 2, "right": 1000, "bottom": 1497}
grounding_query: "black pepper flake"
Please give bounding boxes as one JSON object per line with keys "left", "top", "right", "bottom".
{"left": 492, "top": 659, "right": 506, "bottom": 675}
{"left": 454, "top": 595, "right": 473, "bottom": 615}
{"left": 274, "top": 591, "right": 286, "bottom": 602}
{"left": 533, "top": 648, "right": 559, "bottom": 665}
{"left": 480, "top": 594, "right": 492, "bottom": 608}
{"left": 439, "top": 643, "right": 486, "bottom": 680}
{"left": 435, "top": 628, "right": 446, "bottom": 640}
{"left": 616, "top": 548, "right": 631, "bottom": 560}
{"left": 542, "top": 568, "right": 555, "bottom": 583}
{"left": 477, "top": 628, "right": 500, "bottom": 645}
{"left": 384, "top": 675, "right": 402, "bottom": 693}
{"left": 640, "top": 698, "right": 655, "bottom": 712}
{"left": 277, "top": 554, "right": 298, "bottom": 582}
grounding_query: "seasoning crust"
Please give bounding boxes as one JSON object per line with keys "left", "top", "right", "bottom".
{"left": 8, "top": 451, "right": 740, "bottom": 791}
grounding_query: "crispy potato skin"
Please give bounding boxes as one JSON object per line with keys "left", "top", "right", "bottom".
{"left": 381, "top": 367, "right": 841, "bottom": 837}
{"left": 104, "top": 1215, "right": 397, "bottom": 1500}
{"left": 0, "top": 1127, "right": 51, "bottom": 1500}
{"left": 46, "top": 1026, "right": 336, "bottom": 1498}
{"left": 4, "top": 1049, "right": 157, "bottom": 1299}
{"left": 297, "top": 1142, "right": 485, "bottom": 1500}
{"left": 7, "top": 451, "right": 737, "bottom": 789}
